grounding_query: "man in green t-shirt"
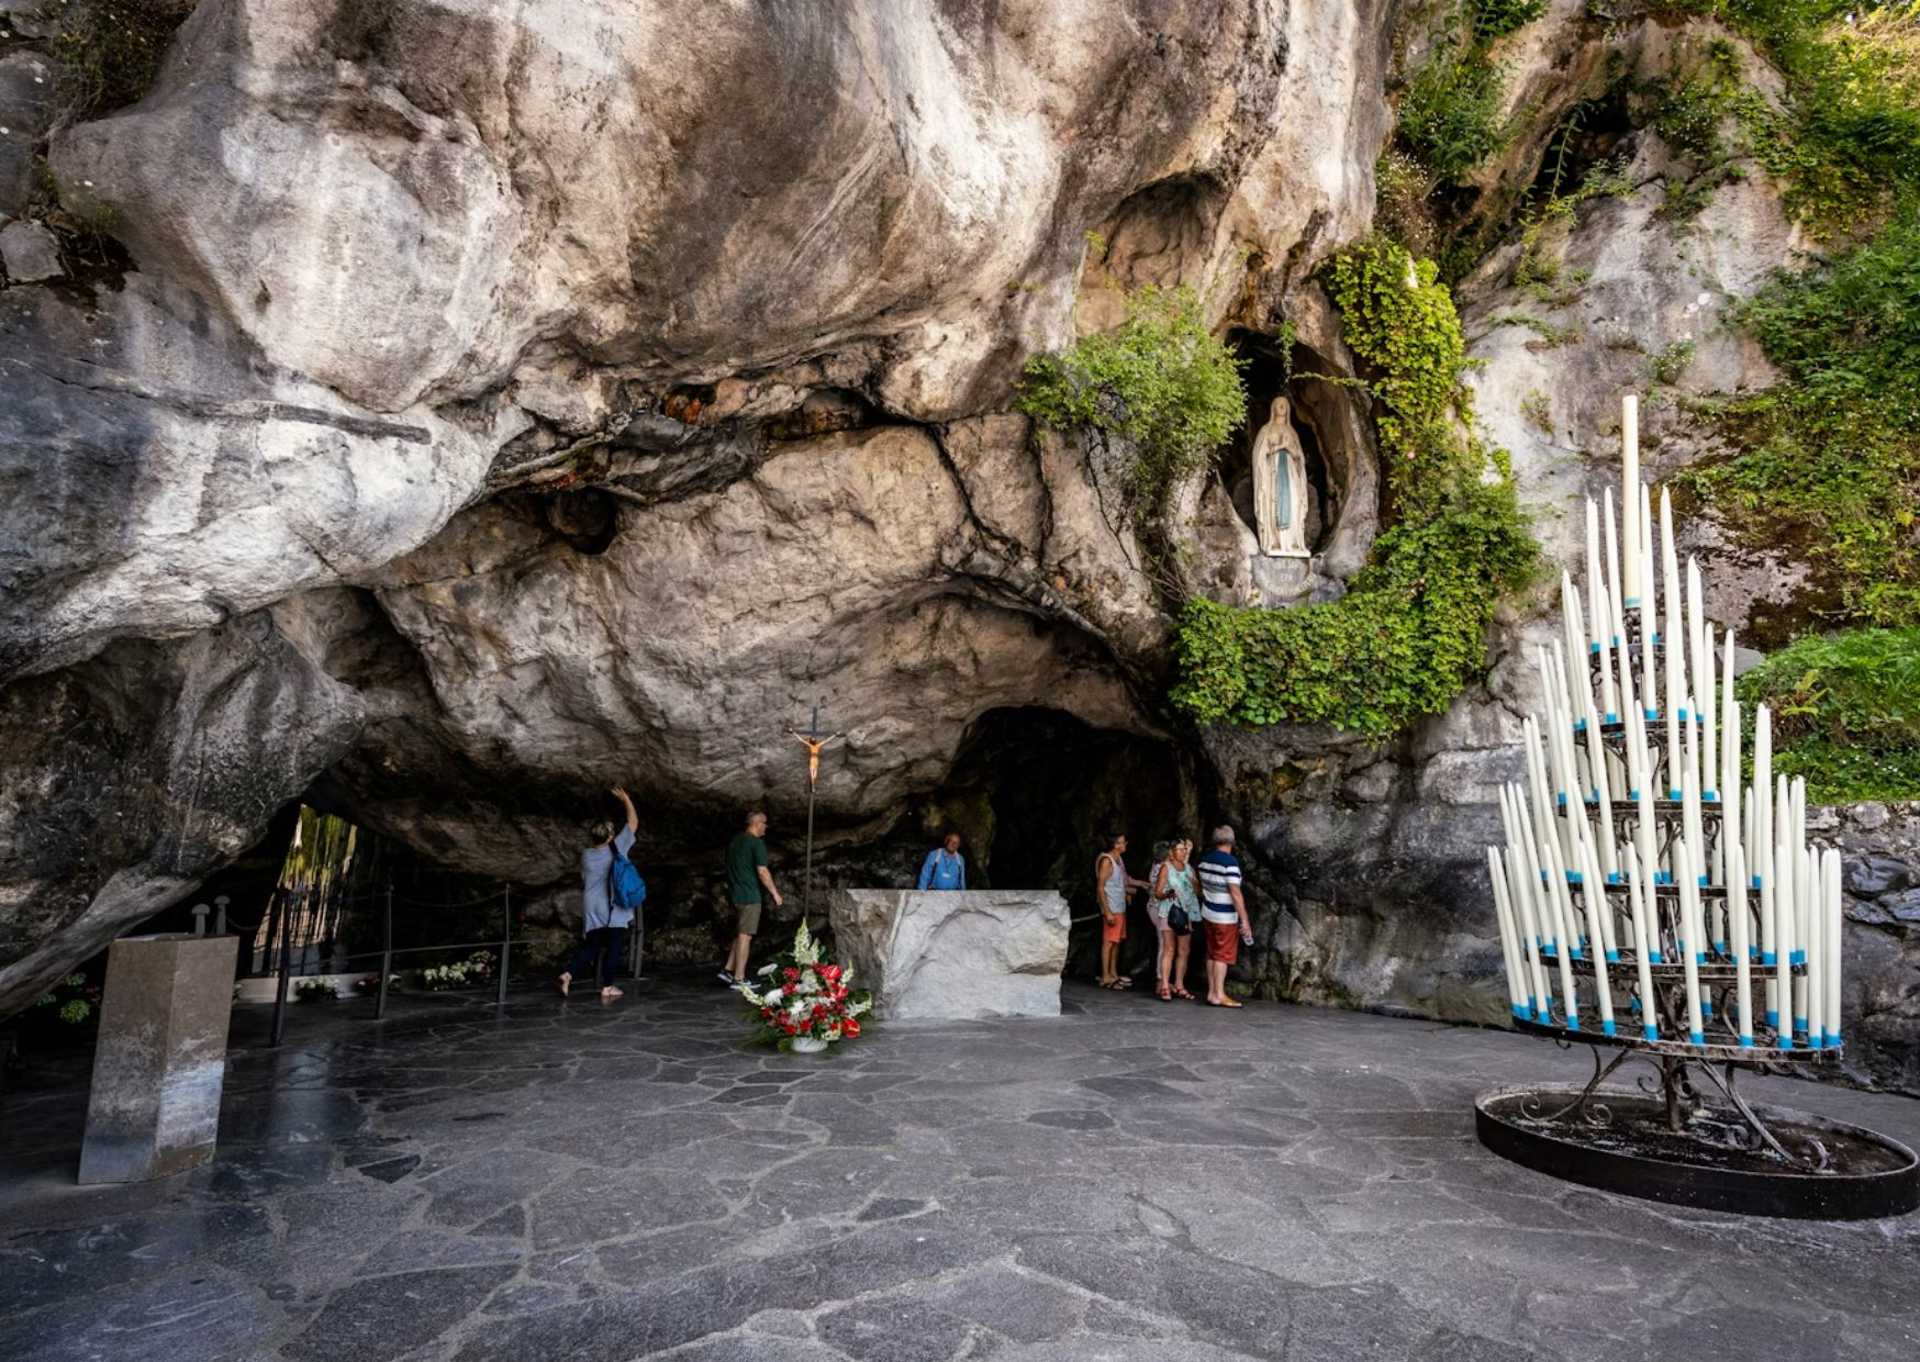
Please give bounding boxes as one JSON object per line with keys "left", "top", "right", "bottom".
{"left": 720, "top": 809, "right": 782, "bottom": 987}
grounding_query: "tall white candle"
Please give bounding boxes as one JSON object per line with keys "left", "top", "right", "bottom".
{"left": 1588, "top": 500, "right": 1619, "bottom": 724}
{"left": 1576, "top": 825, "right": 1616, "bottom": 1035}
{"left": 1503, "top": 788, "right": 1550, "bottom": 1017}
{"left": 1722, "top": 630, "right": 1742, "bottom": 949}
{"left": 1521, "top": 716, "right": 1569, "bottom": 955}
{"left": 1698, "top": 603, "right": 1719, "bottom": 808}
{"left": 1803, "top": 839, "right": 1824, "bottom": 1050}
{"left": 1624, "top": 845, "right": 1660, "bottom": 1040}
{"left": 1635, "top": 723, "right": 1661, "bottom": 960}
{"left": 1489, "top": 847, "right": 1528, "bottom": 1022}
{"left": 1798, "top": 836, "right": 1816, "bottom": 1045}
{"left": 1508, "top": 783, "right": 1557, "bottom": 1016}
{"left": 1639, "top": 487, "right": 1658, "bottom": 733}
{"left": 1774, "top": 773, "right": 1794, "bottom": 1048}
{"left": 1661, "top": 489, "right": 1687, "bottom": 796}
{"left": 1755, "top": 705, "right": 1776, "bottom": 1023}
{"left": 1824, "top": 847, "right": 1843, "bottom": 1049}
{"left": 1729, "top": 840, "right": 1754, "bottom": 1045}
{"left": 1622, "top": 394, "right": 1641, "bottom": 602}
{"left": 1677, "top": 835, "right": 1707, "bottom": 1045}
{"left": 1604, "top": 491, "right": 1627, "bottom": 648}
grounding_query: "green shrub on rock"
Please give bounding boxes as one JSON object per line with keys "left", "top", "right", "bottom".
{"left": 1737, "top": 627, "right": 1920, "bottom": 801}
{"left": 1016, "top": 284, "right": 1247, "bottom": 506}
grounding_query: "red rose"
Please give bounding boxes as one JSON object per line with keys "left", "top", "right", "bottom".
{"left": 784, "top": 967, "right": 800, "bottom": 981}
{"left": 822, "top": 964, "right": 841, "bottom": 981}
{"left": 844, "top": 1019, "right": 861, "bottom": 1038}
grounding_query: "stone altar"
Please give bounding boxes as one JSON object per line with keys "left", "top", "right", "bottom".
{"left": 78, "top": 932, "right": 239, "bottom": 1184}
{"left": 827, "top": 889, "right": 1069, "bottom": 1020}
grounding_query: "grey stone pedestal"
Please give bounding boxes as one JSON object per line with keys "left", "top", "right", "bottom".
{"left": 79, "top": 933, "right": 238, "bottom": 1184}
{"left": 828, "top": 889, "right": 1069, "bottom": 1020}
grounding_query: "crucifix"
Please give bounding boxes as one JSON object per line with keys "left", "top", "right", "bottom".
{"left": 789, "top": 701, "right": 843, "bottom": 925}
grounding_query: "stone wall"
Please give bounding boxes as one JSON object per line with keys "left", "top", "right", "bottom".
{"left": 1822, "top": 802, "right": 1920, "bottom": 1095}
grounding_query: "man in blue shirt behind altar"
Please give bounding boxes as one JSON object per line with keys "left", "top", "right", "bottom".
{"left": 917, "top": 832, "right": 968, "bottom": 891}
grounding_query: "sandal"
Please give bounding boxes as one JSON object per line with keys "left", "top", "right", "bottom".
{"left": 1101, "top": 979, "right": 1128, "bottom": 990}
{"left": 1172, "top": 987, "right": 1195, "bottom": 1000}
{"left": 1157, "top": 983, "right": 1172, "bottom": 1002}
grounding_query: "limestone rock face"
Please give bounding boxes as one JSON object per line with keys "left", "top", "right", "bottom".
{"left": 828, "top": 889, "right": 1069, "bottom": 1020}
{"left": 0, "top": 0, "right": 1394, "bottom": 1015}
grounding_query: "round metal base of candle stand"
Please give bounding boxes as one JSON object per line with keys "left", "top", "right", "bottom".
{"left": 1476, "top": 1084, "right": 1920, "bottom": 1220}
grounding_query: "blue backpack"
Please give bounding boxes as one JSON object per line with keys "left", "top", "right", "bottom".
{"left": 607, "top": 846, "right": 647, "bottom": 915}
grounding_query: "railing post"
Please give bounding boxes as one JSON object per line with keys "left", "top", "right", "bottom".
{"left": 269, "top": 888, "right": 294, "bottom": 1047}
{"left": 496, "top": 885, "right": 511, "bottom": 1007}
{"left": 214, "top": 895, "right": 229, "bottom": 937}
{"left": 376, "top": 879, "right": 393, "bottom": 1021}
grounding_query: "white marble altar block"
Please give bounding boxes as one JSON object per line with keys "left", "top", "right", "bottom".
{"left": 828, "top": 890, "right": 1069, "bottom": 1020}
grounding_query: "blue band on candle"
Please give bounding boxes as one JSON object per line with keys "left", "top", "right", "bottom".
{"left": 1668, "top": 788, "right": 1683, "bottom": 800}
{"left": 1602, "top": 1019, "right": 1617, "bottom": 1036}
{"left": 1649, "top": 951, "right": 1664, "bottom": 963}
{"left": 1612, "top": 635, "right": 1622, "bottom": 647}
{"left": 1792, "top": 949, "right": 1806, "bottom": 966}
{"left": 1645, "top": 708, "right": 1659, "bottom": 721}
{"left": 1713, "top": 941, "right": 1727, "bottom": 955}
{"left": 1751, "top": 874, "right": 1762, "bottom": 889}
{"left": 1749, "top": 944, "right": 1759, "bottom": 961}
{"left": 1738, "top": 1034, "right": 1754, "bottom": 1047}
{"left": 1793, "top": 1017, "right": 1808, "bottom": 1037}
{"left": 1689, "top": 1030, "right": 1706, "bottom": 1045}
{"left": 1696, "top": 952, "right": 1707, "bottom": 965}
{"left": 1590, "top": 642, "right": 1601, "bottom": 654}
{"left": 1701, "top": 999, "right": 1713, "bottom": 1016}
{"left": 1829, "top": 1032, "right": 1842, "bottom": 1048}
{"left": 1606, "top": 950, "right": 1621, "bottom": 963}
{"left": 1607, "top": 872, "right": 1622, "bottom": 885}
{"left": 1566, "top": 1015, "right": 1582, "bottom": 1031}
{"left": 1556, "top": 792, "right": 1567, "bottom": 807}
{"left": 1762, "top": 951, "right": 1777, "bottom": 966}
{"left": 1568, "top": 871, "right": 1583, "bottom": 884}
{"left": 1574, "top": 718, "right": 1587, "bottom": 732}
{"left": 1653, "top": 633, "right": 1661, "bottom": 644}
{"left": 1778, "top": 1035, "right": 1795, "bottom": 1051}
{"left": 1643, "top": 1024, "right": 1660, "bottom": 1041}
{"left": 1539, "top": 871, "right": 1548, "bottom": 884}
{"left": 1678, "top": 707, "right": 1689, "bottom": 722}
{"left": 1625, "top": 597, "right": 1640, "bottom": 609}
{"left": 1698, "top": 875, "right": 1709, "bottom": 887}
{"left": 1704, "top": 790, "right": 1717, "bottom": 801}
{"left": 1605, "top": 712, "right": 1618, "bottom": 724}
{"left": 1512, "top": 1003, "right": 1529, "bottom": 1019}
{"left": 1630, "top": 787, "right": 1640, "bottom": 799}
{"left": 1766, "top": 1008, "right": 1779, "bottom": 1026}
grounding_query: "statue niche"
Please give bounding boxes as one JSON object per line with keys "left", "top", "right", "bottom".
{"left": 1250, "top": 396, "right": 1310, "bottom": 558}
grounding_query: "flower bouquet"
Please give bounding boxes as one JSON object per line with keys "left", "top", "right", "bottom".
{"left": 739, "top": 921, "right": 872, "bottom": 1053}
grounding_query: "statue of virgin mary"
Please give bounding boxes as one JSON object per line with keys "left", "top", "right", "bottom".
{"left": 1251, "top": 396, "right": 1310, "bottom": 558}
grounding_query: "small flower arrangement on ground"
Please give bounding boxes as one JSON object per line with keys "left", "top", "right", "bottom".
{"left": 739, "top": 921, "right": 872, "bottom": 1053}
{"left": 418, "top": 951, "right": 495, "bottom": 992}
{"left": 353, "top": 973, "right": 402, "bottom": 995}
{"left": 294, "top": 978, "right": 338, "bottom": 1003}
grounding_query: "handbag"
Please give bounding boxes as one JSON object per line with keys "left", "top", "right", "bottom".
{"left": 1167, "top": 901, "right": 1192, "bottom": 936}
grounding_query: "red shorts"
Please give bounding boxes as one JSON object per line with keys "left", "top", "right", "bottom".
{"left": 1204, "top": 921, "right": 1240, "bottom": 964}
{"left": 1102, "top": 913, "right": 1127, "bottom": 943}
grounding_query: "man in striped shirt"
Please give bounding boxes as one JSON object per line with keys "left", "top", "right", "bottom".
{"left": 1194, "top": 825, "right": 1254, "bottom": 1008}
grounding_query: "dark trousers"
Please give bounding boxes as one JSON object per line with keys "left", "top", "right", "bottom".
{"left": 565, "top": 927, "right": 623, "bottom": 988}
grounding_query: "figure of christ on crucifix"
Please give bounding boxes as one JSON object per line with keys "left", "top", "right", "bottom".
{"left": 791, "top": 727, "right": 843, "bottom": 786}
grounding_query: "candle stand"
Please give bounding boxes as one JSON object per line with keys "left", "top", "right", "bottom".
{"left": 1475, "top": 414, "right": 1919, "bottom": 1220}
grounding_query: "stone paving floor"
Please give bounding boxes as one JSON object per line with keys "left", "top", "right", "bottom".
{"left": 2, "top": 978, "right": 1919, "bottom": 1362}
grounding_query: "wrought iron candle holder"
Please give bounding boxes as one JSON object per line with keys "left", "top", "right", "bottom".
{"left": 1474, "top": 401, "right": 1918, "bottom": 1219}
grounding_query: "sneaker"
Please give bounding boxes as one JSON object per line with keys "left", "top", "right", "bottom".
{"left": 717, "top": 970, "right": 735, "bottom": 987}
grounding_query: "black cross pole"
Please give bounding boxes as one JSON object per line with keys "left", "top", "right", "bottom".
{"left": 790, "top": 701, "right": 842, "bottom": 930}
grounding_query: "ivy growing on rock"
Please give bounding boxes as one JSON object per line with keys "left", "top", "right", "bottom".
{"left": 1170, "top": 240, "right": 1539, "bottom": 738}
